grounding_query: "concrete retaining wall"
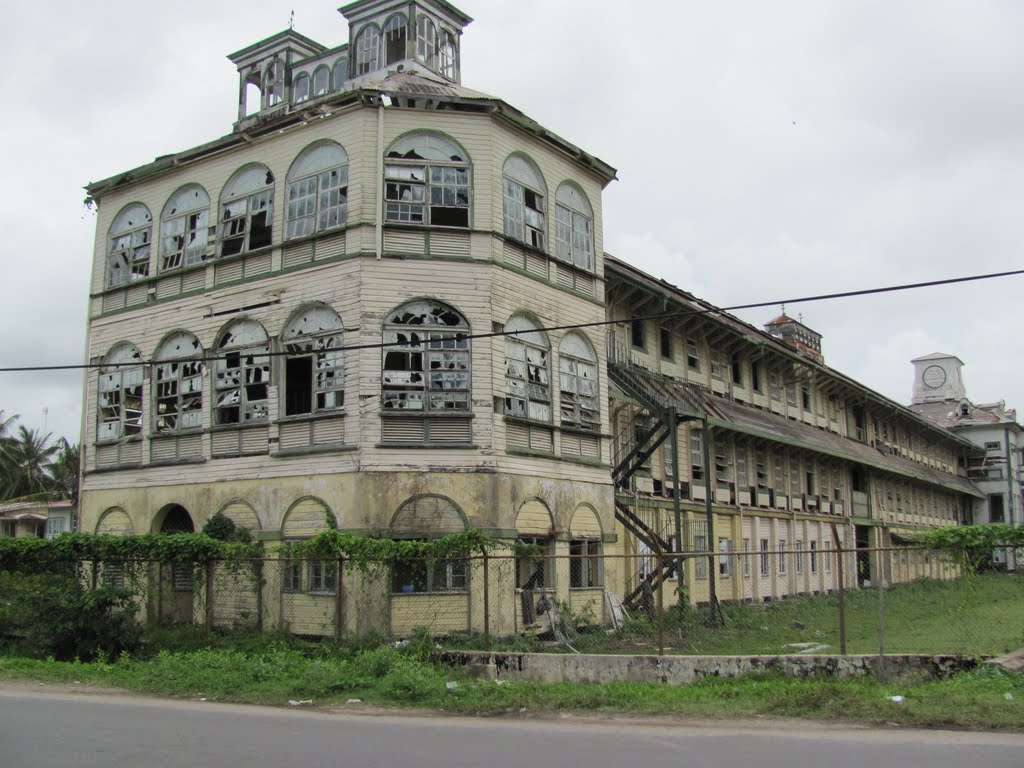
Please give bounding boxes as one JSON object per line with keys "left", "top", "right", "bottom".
{"left": 442, "top": 651, "right": 980, "bottom": 684}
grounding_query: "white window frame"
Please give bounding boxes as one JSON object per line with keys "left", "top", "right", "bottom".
{"left": 569, "top": 539, "right": 602, "bottom": 588}
{"left": 355, "top": 25, "right": 382, "bottom": 76}
{"left": 219, "top": 165, "right": 275, "bottom": 257}
{"left": 383, "top": 13, "right": 408, "bottom": 66}
{"left": 504, "top": 316, "right": 550, "bottom": 422}
{"left": 382, "top": 300, "right": 470, "bottom": 413}
{"left": 554, "top": 183, "right": 594, "bottom": 271}
{"left": 285, "top": 142, "right": 349, "bottom": 240}
{"left": 213, "top": 320, "right": 270, "bottom": 425}
{"left": 292, "top": 73, "right": 310, "bottom": 104}
{"left": 384, "top": 133, "right": 471, "bottom": 228}
{"left": 416, "top": 15, "right": 437, "bottom": 68}
{"left": 502, "top": 155, "right": 546, "bottom": 249}
{"left": 154, "top": 332, "right": 204, "bottom": 433}
{"left": 160, "top": 185, "right": 210, "bottom": 272}
{"left": 107, "top": 204, "right": 152, "bottom": 288}
{"left": 97, "top": 344, "right": 143, "bottom": 442}
{"left": 558, "top": 333, "right": 599, "bottom": 431}
{"left": 282, "top": 305, "right": 345, "bottom": 417}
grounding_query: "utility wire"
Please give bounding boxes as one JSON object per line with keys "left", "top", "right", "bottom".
{"left": 1, "top": 267, "right": 1021, "bottom": 373}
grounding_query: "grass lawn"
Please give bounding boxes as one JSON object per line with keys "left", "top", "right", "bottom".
{"left": 474, "top": 572, "right": 1024, "bottom": 657}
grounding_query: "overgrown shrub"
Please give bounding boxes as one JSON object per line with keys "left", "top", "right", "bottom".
{"left": 0, "top": 570, "right": 141, "bottom": 661}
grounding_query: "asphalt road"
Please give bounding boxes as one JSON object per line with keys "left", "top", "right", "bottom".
{"left": 2, "top": 685, "right": 1022, "bottom": 768}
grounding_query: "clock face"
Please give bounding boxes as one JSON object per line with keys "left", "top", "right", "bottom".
{"left": 922, "top": 364, "right": 947, "bottom": 389}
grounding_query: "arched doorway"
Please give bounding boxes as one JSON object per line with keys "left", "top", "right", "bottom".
{"left": 152, "top": 504, "right": 196, "bottom": 624}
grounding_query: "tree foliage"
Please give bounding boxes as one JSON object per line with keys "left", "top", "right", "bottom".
{"left": 916, "top": 524, "right": 1024, "bottom": 573}
{"left": 0, "top": 411, "right": 79, "bottom": 504}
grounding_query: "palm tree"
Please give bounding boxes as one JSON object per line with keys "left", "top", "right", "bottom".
{"left": 0, "top": 425, "right": 60, "bottom": 502}
{"left": 50, "top": 439, "right": 81, "bottom": 505}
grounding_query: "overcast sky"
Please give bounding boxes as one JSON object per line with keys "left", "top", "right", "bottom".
{"left": 2, "top": 0, "right": 1023, "bottom": 445}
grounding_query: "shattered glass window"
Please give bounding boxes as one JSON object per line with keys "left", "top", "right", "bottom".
{"left": 382, "top": 300, "right": 470, "bottom": 414}
{"left": 558, "top": 333, "right": 598, "bottom": 431}
{"left": 220, "top": 165, "right": 274, "bottom": 257}
{"left": 97, "top": 344, "right": 143, "bottom": 441}
{"left": 160, "top": 185, "right": 210, "bottom": 272}
{"left": 264, "top": 59, "right": 284, "bottom": 107}
{"left": 286, "top": 143, "right": 348, "bottom": 239}
{"left": 554, "top": 183, "right": 594, "bottom": 272}
{"left": 107, "top": 204, "right": 152, "bottom": 288}
{"left": 283, "top": 304, "right": 345, "bottom": 416}
{"left": 214, "top": 319, "right": 270, "bottom": 425}
{"left": 504, "top": 316, "right": 550, "bottom": 422}
{"left": 384, "top": 133, "right": 470, "bottom": 228}
{"left": 154, "top": 332, "right": 204, "bottom": 433}
{"left": 503, "top": 155, "right": 546, "bottom": 249}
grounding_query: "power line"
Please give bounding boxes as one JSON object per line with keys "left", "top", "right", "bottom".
{"left": 1, "top": 267, "right": 1021, "bottom": 374}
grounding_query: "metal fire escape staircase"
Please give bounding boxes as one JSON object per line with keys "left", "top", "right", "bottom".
{"left": 606, "top": 334, "right": 706, "bottom": 608}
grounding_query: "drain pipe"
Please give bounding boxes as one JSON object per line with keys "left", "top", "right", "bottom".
{"left": 375, "top": 94, "right": 385, "bottom": 260}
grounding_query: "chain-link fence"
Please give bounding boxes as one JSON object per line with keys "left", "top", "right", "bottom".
{"left": 4, "top": 546, "right": 1021, "bottom": 656}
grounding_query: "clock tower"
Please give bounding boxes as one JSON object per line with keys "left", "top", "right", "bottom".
{"left": 911, "top": 353, "right": 966, "bottom": 404}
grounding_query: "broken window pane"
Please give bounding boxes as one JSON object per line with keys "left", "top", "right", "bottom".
{"left": 160, "top": 185, "right": 210, "bottom": 272}
{"left": 97, "top": 344, "right": 143, "bottom": 442}
{"left": 107, "top": 204, "right": 153, "bottom": 289}
{"left": 558, "top": 333, "right": 599, "bottom": 431}
{"left": 504, "top": 315, "right": 550, "bottom": 423}
{"left": 286, "top": 143, "right": 348, "bottom": 240}
{"left": 214, "top": 320, "right": 270, "bottom": 425}
{"left": 264, "top": 59, "right": 284, "bottom": 107}
{"left": 219, "top": 166, "right": 274, "bottom": 256}
{"left": 154, "top": 332, "right": 204, "bottom": 433}
{"left": 383, "top": 134, "right": 470, "bottom": 228}
{"left": 438, "top": 29, "right": 457, "bottom": 80}
{"left": 383, "top": 13, "right": 408, "bottom": 66}
{"left": 282, "top": 304, "right": 344, "bottom": 417}
{"left": 382, "top": 301, "right": 470, "bottom": 416}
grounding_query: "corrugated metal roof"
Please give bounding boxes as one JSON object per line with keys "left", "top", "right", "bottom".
{"left": 707, "top": 394, "right": 983, "bottom": 498}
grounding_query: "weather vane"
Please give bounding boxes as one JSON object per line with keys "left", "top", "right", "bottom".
{"left": 289, "top": 10, "right": 295, "bottom": 29}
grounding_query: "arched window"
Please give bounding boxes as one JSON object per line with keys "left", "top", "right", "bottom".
{"left": 98, "top": 343, "right": 143, "bottom": 441}
{"left": 416, "top": 15, "right": 436, "bottom": 68}
{"left": 354, "top": 25, "right": 381, "bottom": 75}
{"left": 383, "top": 13, "right": 408, "bottom": 65}
{"left": 282, "top": 304, "right": 344, "bottom": 416}
{"left": 569, "top": 505, "right": 603, "bottom": 588}
{"left": 390, "top": 495, "right": 467, "bottom": 593}
{"left": 160, "top": 185, "right": 210, "bottom": 271}
{"left": 502, "top": 155, "right": 546, "bottom": 249}
{"left": 558, "top": 333, "right": 599, "bottom": 431}
{"left": 107, "top": 203, "right": 152, "bottom": 288}
{"left": 382, "top": 300, "right": 469, "bottom": 412}
{"left": 154, "top": 332, "right": 203, "bottom": 433}
{"left": 384, "top": 133, "right": 470, "bottom": 228}
{"left": 213, "top": 319, "right": 270, "bottom": 425}
{"left": 438, "top": 29, "right": 457, "bottom": 80}
{"left": 263, "top": 59, "right": 284, "bottom": 107}
{"left": 312, "top": 65, "right": 330, "bottom": 97}
{"left": 333, "top": 57, "right": 348, "bottom": 90}
{"left": 285, "top": 142, "right": 349, "bottom": 239}
{"left": 219, "top": 165, "right": 274, "bottom": 257}
{"left": 554, "top": 183, "right": 594, "bottom": 271}
{"left": 504, "top": 315, "right": 550, "bottom": 421}
{"left": 292, "top": 73, "right": 310, "bottom": 104}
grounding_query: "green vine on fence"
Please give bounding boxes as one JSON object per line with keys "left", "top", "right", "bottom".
{"left": 287, "top": 529, "right": 508, "bottom": 571}
{"left": 0, "top": 533, "right": 261, "bottom": 572}
{"left": 915, "top": 524, "right": 1024, "bottom": 574}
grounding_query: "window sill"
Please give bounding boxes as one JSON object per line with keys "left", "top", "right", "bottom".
{"left": 569, "top": 586, "right": 604, "bottom": 592}
{"left": 272, "top": 444, "right": 357, "bottom": 458}
{"left": 391, "top": 590, "right": 469, "bottom": 597}
{"left": 94, "top": 436, "right": 142, "bottom": 447}
{"left": 208, "top": 421, "right": 269, "bottom": 434}
{"left": 383, "top": 222, "right": 471, "bottom": 234}
{"left": 502, "top": 415, "right": 553, "bottom": 429}
{"left": 559, "top": 424, "right": 606, "bottom": 439}
{"left": 149, "top": 429, "right": 204, "bottom": 439}
{"left": 282, "top": 223, "right": 353, "bottom": 250}
{"left": 216, "top": 242, "right": 274, "bottom": 266}
{"left": 306, "top": 590, "right": 337, "bottom": 597}
{"left": 84, "top": 463, "right": 143, "bottom": 476}
{"left": 380, "top": 411, "right": 474, "bottom": 420}
{"left": 276, "top": 410, "right": 347, "bottom": 425}
{"left": 148, "top": 457, "right": 207, "bottom": 469}
{"left": 376, "top": 443, "right": 478, "bottom": 450}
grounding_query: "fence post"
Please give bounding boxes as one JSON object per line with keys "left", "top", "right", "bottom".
{"left": 830, "top": 523, "right": 847, "bottom": 655}
{"left": 481, "top": 547, "right": 491, "bottom": 651}
{"left": 205, "top": 561, "right": 214, "bottom": 631}
{"left": 877, "top": 569, "right": 887, "bottom": 677}
{"left": 335, "top": 556, "right": 345, "bottom": 641}
{"left": 254, "top": 559, "right": 264, "bottom": 633}
{"left": 654, "top": 539, "right": 665, "bottom": 656}
{"left": 157, "top": 561, "right": 164, "bottom": 624}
